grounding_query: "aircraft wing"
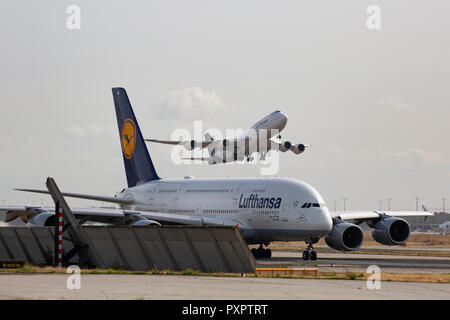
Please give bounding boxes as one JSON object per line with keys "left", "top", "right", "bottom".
{"left": 14, "top": 188, "right": 133, "bottom": 205}
{"left": 145, "top": 139, "right": 212, "bottom": 149}
{"left": 331, "top": 210, "right": 434, "bottom": 221}
{"left": 0, "top": 205, "right": 227, "bottom": 226}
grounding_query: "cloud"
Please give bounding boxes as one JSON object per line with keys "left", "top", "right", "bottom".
{"left": 393, "top": 148, "right": 445, "bottom": 169}
{"left": 377, "top": 98, "right": 416, "bottom": 112}
{"left": 325, "top": 147, "right": 448, "bottom": 172}
{"left": 157, "top": 87, "right": 227, "bottom": 120}
{"left": 65, "top": 124, "right": 115, "bottom": 139}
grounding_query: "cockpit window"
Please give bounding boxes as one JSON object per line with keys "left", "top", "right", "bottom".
{"left": 301, "top": 202, "right": 326, "bottom": 209}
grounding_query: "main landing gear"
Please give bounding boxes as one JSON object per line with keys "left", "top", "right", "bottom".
{"left": 302, "top": 239, "right": 317, "bottom": 261}
{"left": 251, "top": 244, "right": 272, "bottom": 259}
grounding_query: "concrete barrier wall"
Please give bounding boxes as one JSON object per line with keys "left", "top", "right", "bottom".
{"left": 0, "top": 226, "right": 255, "bottom": 273}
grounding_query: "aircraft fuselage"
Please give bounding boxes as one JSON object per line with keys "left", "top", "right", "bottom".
{"left": 117, "top": 177, "right": 333, "bottom": 244}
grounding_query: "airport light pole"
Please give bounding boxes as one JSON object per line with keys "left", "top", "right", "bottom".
{"left": 443, "top": 198, "right": 446, "bottom": 213}
{"left": 379, "top": 200, "right": 382, "bottom": 211}
{"left": 334, "top": 200, "right": 338, "bottom": 211}
{"left": 342, "top": 198, "right": 347, "bottom": 211}
{"left": 387, "top": 198, "right": 392, "bottom": 211}
{"left": 415, "top": 197, "right": 420, "bottom": 229}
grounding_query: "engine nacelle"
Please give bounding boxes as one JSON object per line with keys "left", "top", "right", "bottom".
{"left": 290, "top": 143, "right": 305, "bottom": 154}
{"left": 130, "top": 219, "right": 161, "bottom": 226}
{"left": 325, "top": 221, "right": 363, "bottom": 251}
{"left": 184, "top": 140, "right": 198, "bottom": 151}
{"left": 27, "top": 212, "right": 55, "bottom": 227}
{"left": 278, "top": 141, "right": 292, "bottom": 152}
{"left": 371, "top": 216, "right": 410, "bottom": 245}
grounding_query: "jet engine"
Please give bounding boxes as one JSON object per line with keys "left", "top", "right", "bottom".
{"left": 370, "top": 216, "right": 410, "bottom": 245}
{"left": 27, "top": 212, "right": 55, "bottom": 227}
{"left": 325, "top": 220, "right": 364, "bottom": 251}
{"left": 278, "top": 141, "right": 292, "bottom": 152}
{"left": 184, "top": 140, "right": 198, "bottom": 150}
{"left": 222, "top": 139, "right": 230, "bottom": 148}
{"left": 290, "top": 143, "right": 305, "bottom": 154}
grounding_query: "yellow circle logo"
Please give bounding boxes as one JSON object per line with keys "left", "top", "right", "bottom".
{"left": 121, "top": 118, "right": 136, "bottom": 159}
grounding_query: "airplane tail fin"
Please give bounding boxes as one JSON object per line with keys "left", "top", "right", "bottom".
{"left": 112, "top": 87, "right": 160, "bottom": 187}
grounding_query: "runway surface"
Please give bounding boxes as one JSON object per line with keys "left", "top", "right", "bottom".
{"left": 0, "top": 251, "right": 449, "bottom": 300}
{"left": 257, "top": 251, "right": 450, "bottom": 273}
{"left": 0, "top": 274, "right": 449, "bottom": 300}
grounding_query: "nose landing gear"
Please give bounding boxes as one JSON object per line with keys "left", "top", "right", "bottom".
{"left": 302, "top": 239, "right": 318, "bottom": 261}
{"left": 251, "top": 244, "right": 272, "bottom": 259}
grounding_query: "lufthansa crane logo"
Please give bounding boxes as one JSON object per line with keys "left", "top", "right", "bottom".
{"left": 121, "top": 118, "right": 136, "bottom": 159}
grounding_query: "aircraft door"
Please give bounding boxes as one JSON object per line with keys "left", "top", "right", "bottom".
{"left": 281, "top": 201, "right": 290, "bottom": 222}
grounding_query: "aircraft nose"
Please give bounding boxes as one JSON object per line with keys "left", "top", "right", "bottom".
{"left": 320, "top": 208, "right": 333, "bottom": 233}
{"left": 278, "top": 113, "right": 288, "bottom": 130}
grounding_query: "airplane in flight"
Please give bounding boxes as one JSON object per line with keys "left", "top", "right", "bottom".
{"left": 145, "top": 110, "right": 311, "bottom": 164}
{"left": 0, "top": 88, "right": 433, "bottom": 260}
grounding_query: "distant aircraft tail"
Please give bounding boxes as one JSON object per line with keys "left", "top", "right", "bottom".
{"left": 112, "top": 87, "right": 160, "bottom": 187}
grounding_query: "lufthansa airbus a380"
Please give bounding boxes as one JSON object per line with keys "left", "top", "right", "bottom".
{"left": 0, "top": 88, "right": 433, "bottom": 260}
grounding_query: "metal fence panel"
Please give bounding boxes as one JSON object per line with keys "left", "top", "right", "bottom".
{"left": 0, "top": 226, "right": 255, "bottom": 273}
{"left": 31, "top": 227, "right": 54, "bottom": 262}
{"left": 0, "top": 230, "right": 12, "bottom": 260}
{"left": 0, "top": 228, "right": 26, "bottom": 260}
{"left": 108, "top": 227, "right": 149, "bottom": 271}
{"left": 160, "top": 228, "right": 201, "bottom": 270}
{"left": 82, "top": 227, "right": 122, "bottom": 268}
{"left": 13, "top": 228, "right": 46, "bottom": 264}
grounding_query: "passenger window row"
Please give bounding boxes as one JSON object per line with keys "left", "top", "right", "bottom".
{"left": 204, "top": 209, "right": 238, "bottom": 214}
{"left": 186, "top": 189, "right": 230, "bottom": 193}
{"left": 251, "top": 210, "right": 279, "bottom": 215}
{"left": 167, "top": 209, "right": 195, "bottom": 214}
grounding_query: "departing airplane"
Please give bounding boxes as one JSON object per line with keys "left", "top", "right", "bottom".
{"left": 0, "top": 88, "right": 433, "bottom": 260}
{"left": 145, "top": 110, "right": 310, "bottom": 164}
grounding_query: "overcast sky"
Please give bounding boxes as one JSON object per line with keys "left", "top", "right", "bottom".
{"left": 0, "top": 0, "right": 449, "bottom": 211}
